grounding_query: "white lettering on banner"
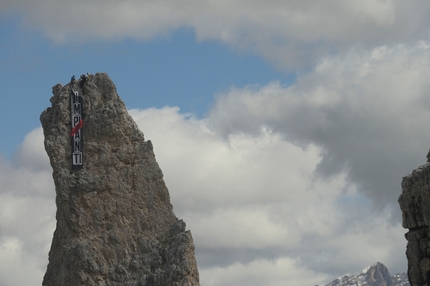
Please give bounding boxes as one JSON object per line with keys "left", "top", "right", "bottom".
{"left": 73, "top": 104, "right": 81, "bottom": 117}
{"left": 70, "top": 88, "right": 83, "bottom": 169}
{"left": 73, "top": 115, "right": 80, "bottom": 126}
{"left": 73, "top": 152, "right": 82, "bottom": 165}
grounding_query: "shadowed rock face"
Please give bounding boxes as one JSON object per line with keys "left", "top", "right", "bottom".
{"left": 399, "top": 163, "right": 430, "bottom": 286}
{"left": 40, "top": 73, "right": 199, "bottom": 286}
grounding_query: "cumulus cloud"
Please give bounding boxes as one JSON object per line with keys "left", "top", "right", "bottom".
{"left": 0, "top": 128, "right": 55, "bottom": 286}
{"left": 208, "top": 41, "right": 430, "bottom": 213}
{"left": 127, "top": 40, "right": 428, "bottom": 284}
{"left": 199, "top": 257, "right": 329, "bottom": 286}
{"left": 130, "top": 106, "right": 407, "bottom": 285}
{"left": 0, "top": 237, "right": 45, "bottom": 286}
{"left": 3, "top": 0, "right": 430, "bottom": 69}
{"left": 12, "top": 127, "right": 51, "bottom": 172}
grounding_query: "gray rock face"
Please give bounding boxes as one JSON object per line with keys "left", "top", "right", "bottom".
{"left": 399, "top": 163, "right": 430, "bottom": 286}
{"left": 40, "top": 73, "right": 200, "bottom": 286}
{"left": 325, "top": 262, "right": 409, "bottom": 286}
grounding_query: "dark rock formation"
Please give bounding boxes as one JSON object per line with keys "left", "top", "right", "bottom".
{"left": 40, "top": 73, "right": 199, "bottom": 286}
{"left": 325, "top": 262, "right": 409, "bottom": 286}
{"left": 399, "top": 163, "right": 430, "bottom": 286}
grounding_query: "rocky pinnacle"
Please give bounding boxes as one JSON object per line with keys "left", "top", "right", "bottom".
{"left": 40, "top": 73, "right": 200, "bottom": 286}
{"left": 399, "top": 163, "right": 430, "bottom": 286}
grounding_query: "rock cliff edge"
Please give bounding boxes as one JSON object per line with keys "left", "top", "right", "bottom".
{"left": 40, "top": 73, "right": 200, "bottom": 286}
{"left": 399, "top": 163, "right": 430, "bottom": 286}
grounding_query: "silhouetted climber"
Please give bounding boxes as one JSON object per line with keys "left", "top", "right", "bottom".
{"left": 79, "top": 74, "right": 87, "bottom": 88}
{"left": 71, "top": 75, "right": 75, "bottom": 85}
{"left": 426, "top": 149, "right": 430, "bottom": 162}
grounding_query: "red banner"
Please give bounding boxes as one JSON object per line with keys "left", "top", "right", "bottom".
{"left": 70, "top": 119, "right": 83, "bottom": 137}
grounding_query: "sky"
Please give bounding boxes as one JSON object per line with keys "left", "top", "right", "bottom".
{"left": 2, "top": 1, "right": 430, "bottom": 285}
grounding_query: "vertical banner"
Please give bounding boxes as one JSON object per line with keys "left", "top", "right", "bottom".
{"left": 70, "top": 89, "right": 83, "bottom": 169}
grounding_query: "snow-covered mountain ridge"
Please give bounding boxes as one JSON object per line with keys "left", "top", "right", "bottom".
{"left": 322, "top": 262, "right": 409, "bottom": 286}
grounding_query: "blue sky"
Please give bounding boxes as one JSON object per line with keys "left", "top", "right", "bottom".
{"left": 0, "top": 18, "right": 294, "bottom": 158}
{"left": 3, "top": 1, "right": 430, "bottom": 285}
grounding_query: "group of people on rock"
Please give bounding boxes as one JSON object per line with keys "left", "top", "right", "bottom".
{"left": 70, "top": 73, "right": 91, "bottom": 88}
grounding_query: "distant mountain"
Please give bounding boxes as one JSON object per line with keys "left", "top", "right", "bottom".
{"left": 323, "top": 262, "right": 409, "bottom": 286}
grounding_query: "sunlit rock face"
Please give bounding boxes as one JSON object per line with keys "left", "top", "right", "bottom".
{"left": 40, "top": 73, "right": 199, "bottom": 286}
{"left": 399, "top": 163, "right": 430, "bottom": 286}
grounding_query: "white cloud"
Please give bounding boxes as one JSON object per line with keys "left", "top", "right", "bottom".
{"left": 3, "top": 0, "right": 430, "bottom": 70}
{"left": 0, "top": 128, "right": 55, "bottom": 286}
{"left": 128, "top": 40, "right": 424, "bottom": 281}
{"left": 208, "top": 41, "right": 430, "bottom": 211}
{"left": 130, "top": 105, "right": 406, "bottom": 284}
{"left": 12, "top": 127, "right": 50, "bottom": 172}
{"left": 0, "top": 237, "right": 45, "bottom": 286}
{"left": 189, "top": 208, "right": 294, "bottom": 249}
{"left": 200, "top": 257, "right": 329, "bottom": 286}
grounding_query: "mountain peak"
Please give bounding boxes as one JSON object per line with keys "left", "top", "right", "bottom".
{"left": 324, "top": 262, "right": 409, "bottom": 286}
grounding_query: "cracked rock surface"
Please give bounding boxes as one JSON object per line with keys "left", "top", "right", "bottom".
{"left": 399, "top": 163, "right": 430, "bottom": 286}
{"left": 41, "top": 73, "right": 199, "bottom": 286}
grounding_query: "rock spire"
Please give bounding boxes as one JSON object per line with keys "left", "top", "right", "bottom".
{"left": 399, "top": 162, "right": 430, "bottom": 286}
{"left": 40, "top": 73, "right": 199, "bottom": 286}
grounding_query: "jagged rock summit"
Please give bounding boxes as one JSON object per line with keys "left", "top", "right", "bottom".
{"left": 324, "top": 262, "right": 409, "bottom": 286}
{"left": 40, "top": 73, "right": 200, "bottom": 286}
{"left": 399, "top": 162, "right": 430, "bottom": 286}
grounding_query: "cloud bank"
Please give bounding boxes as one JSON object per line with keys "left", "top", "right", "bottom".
{"left": 208, "top": 42, "right": 430, "bottom": 212}
{"left": 3, "top": 0, "right": 430, "bottom": 69}
{"left": 0, "top": 128, "right": 55, "bottom": 286}
{"left": 120, "top": 41, "right": 430, "bottom": 283}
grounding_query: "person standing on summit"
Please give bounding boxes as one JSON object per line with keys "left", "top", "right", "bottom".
{"left": 79, "top": 74, "right": 87, "bottom": 88}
